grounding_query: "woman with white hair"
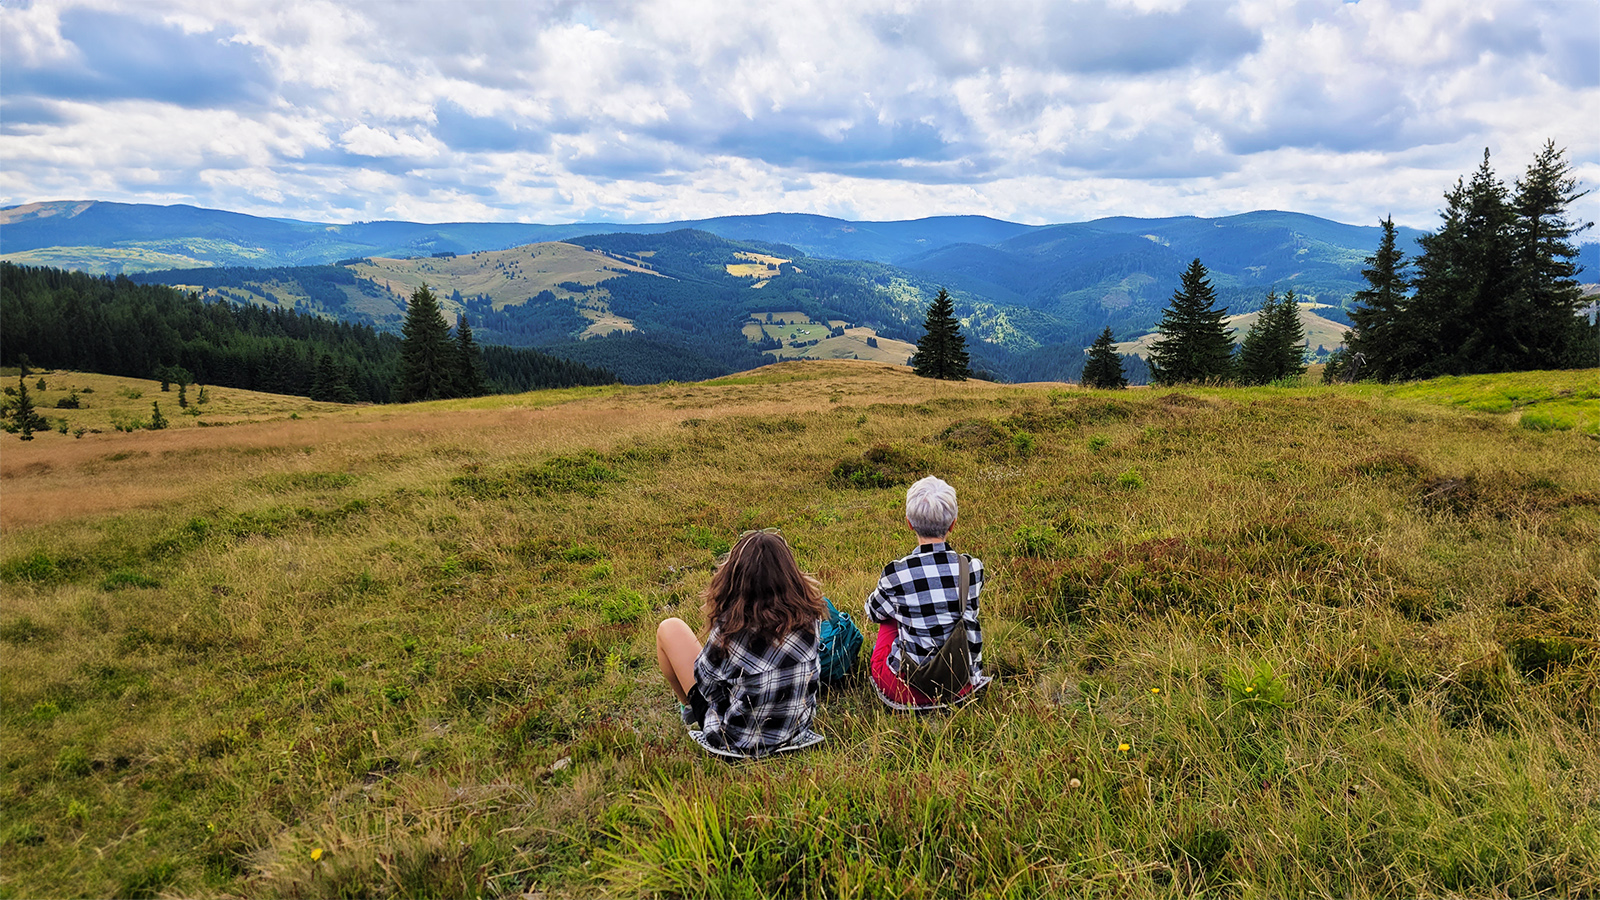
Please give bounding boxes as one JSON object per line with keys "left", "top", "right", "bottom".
{"left": 864, "top": 476, "right": 991, "bottom": 709}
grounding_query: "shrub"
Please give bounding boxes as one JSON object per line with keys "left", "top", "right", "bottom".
{"left": 829, "top": 445, "right": 926, "bottom": 489}
{"left": 101, "top": 570, "right": 162, "bottom": 591}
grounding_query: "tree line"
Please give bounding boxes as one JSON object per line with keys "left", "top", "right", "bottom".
{"left": 0, "top": 264, "right": 617, "bottom": 403}
{"left": 1088, "top": 140, "right": 1593, "bottom": 389}
{"left": 1339, "top": 141, "right": 1594, "bottom": 380}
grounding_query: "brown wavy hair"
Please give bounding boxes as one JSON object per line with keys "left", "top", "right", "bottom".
{"left": 702, "top": 531, "right": 826, "bottom": 646}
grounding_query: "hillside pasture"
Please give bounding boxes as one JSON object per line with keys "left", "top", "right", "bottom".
{"left": 744, "top": 314, "right": 916, "bottom": 364}
{"left": 725, "top": 251, "right": 791, "bottom": 288}
{"left": 349, "top": 243, "right": 661, "bottom": 314}
{"left": 1, "top": 362, "right": 1597, "bottom": 899}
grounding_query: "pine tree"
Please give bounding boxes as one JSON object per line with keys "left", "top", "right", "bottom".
{"left": 1345, "top": 216, "right": 1411, "bottom": 381}
{"left": 1081, "top": 327, "right": 1128, "bottom": 389}
{"left": 15, "top": 375, "right": 38, "bottom": 441}
{"left": 395, "top": 284, "right": 455, "bottom": 402}
{"left": 149, "top": 401, "right": 168, "bottom": 430}
{"left": 1270, "top": 289, "right": 1307, "bottom": 382}
{"left": 1147, "top": 259, "right": 1234, "bottom": 385}
{"left": 453, "top": 314, "right": 488, "bottom": 397}
{"left": 1236, "top": 291, "right": 1281, "bottom": 385}
{"left": 1511, "top": 140, "right": 1594, "bottom": 369}
{"left": 1408, "top": 149, "right": 1520, "bottom": 377}
{"left": 911, "top": 288, "right": 970, "bottom": 381}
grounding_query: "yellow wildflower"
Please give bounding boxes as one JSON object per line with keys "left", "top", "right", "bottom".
{"left": 311, "top": 848, "right": 324, "bottom": 862}
{"left": 1117, "top": 743, "right": 1130, "bottom": 752}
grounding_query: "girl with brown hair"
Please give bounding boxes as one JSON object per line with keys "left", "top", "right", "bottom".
{"left": 656, "top": 530, "right": 828, "bottom": 758}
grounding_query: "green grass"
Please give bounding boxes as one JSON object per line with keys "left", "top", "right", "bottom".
{"left": 2, "top": 362, "right": 1597, "bottom": 898}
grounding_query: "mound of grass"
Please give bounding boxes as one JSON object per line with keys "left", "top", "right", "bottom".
{"left": 829, "top": 444, "right": 928, "bottom": 489}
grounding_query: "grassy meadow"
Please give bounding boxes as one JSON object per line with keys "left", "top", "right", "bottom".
{"left": 1, "top": 361, "right": 1597, "bottom": 898}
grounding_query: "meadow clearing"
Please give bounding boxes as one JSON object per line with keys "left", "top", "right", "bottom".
{"left": 1, "top": 361, "right": 1596, "bottom": 898}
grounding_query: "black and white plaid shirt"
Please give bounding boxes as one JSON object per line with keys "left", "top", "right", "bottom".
{"left": 864, "top": 541, "right": 985, "bottom": 678}
{"left": 693, "top": 625, "right": 821, "bottom": 757}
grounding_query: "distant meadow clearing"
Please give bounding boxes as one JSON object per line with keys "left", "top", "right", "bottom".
{"left": 1, "top": 361, "right": 1596, "bottom": 899}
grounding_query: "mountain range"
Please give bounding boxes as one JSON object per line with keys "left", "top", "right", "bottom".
{"left": 4, "top": 200, "right": 1595, "bottom": 384}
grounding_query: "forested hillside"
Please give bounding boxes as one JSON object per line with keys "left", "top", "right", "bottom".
{"left": 18, "top": 201, "right": 1591, "bottom": 387}
{"left": 125, "top": 230, "right": 1137, "bottom": 384}
{"left": 0, "top": 264, "right": 617, "bottom": 401}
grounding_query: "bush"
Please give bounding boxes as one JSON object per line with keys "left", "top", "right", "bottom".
{"left": 829, "top": 445, "right": 926, "bottom": 489}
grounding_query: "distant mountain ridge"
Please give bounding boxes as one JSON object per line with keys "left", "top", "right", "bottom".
{"left": 0, "top": 201, "right": 1044, "bottom": 270}
{"left": 7, "top": 199, "right": 1596, "bottom": 385}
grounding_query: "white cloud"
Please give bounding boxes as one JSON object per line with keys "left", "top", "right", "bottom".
{"left": 0, "top": 0, "right": 1593, "bottom": 231}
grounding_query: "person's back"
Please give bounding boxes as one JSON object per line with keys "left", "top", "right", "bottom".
{"left": 864, "top": 476, "right": 989, "bottom": 708}
{"left": 656, "top": 530, "right": 828, "bottom": 757}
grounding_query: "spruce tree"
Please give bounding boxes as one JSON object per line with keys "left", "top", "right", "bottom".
{"left": 1511, "top": 140, "right": 1593, "bottom": 369}
{"left": 1236, "top": 291, "right": 1280, "bottom": 385}
{"left": 912, "top": 288, "right": 970, "bottom": 381}
{"left": 1345, "top": 216, "right": 1411, "bottom": 381}
{"left": 1270, "top": 289, "right": 1307, "bottom": 382}
{"left": 15, "top": 375, "right": 37, "bottom": 441}
{"left": 1081, "top": 327, "right": 1128, "bottom": 389}
{"left": 1408, "top": 149, "right": 1519, "bottom": 377}
{"left": 1147, "top": 259, "right": 1234, "bottom": 385}
{"left": 149, "top": 401, "right": 168, "bottom": 430}
{"left": 453, "top": 314, "right": 488, "bottom": 397}
{"left": 395, "top": 284, "right": 455, "bottom": 402}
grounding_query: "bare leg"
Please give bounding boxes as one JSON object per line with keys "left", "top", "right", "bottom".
{"left": 656, "top": 617, "right": 700, "bottom": 704}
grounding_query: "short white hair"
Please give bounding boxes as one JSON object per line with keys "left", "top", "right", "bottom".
{"left": 906, "top": 476, "right": 957, "bottom": 538}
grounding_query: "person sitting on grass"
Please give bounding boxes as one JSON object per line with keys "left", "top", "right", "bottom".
{"left": 865, "top": 476, "right": 991, "bottom": 710}
{"left": 656, "top": 530, "right": 828, "bottom": 759}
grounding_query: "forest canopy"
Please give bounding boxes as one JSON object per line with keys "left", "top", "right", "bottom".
{"left": 0, "top": 263, "right": 616, "bottom": 402}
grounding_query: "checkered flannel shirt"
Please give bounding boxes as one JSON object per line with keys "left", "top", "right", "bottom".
{"left": 693, "top": 624, "right": 821, "bottom": 757}
{"left": 864, "top": 541, "right": 985, "bottom": 679}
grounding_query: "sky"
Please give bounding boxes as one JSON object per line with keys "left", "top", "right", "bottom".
{"left": 2, "top": 0, "right": 1597, "bottom": 231}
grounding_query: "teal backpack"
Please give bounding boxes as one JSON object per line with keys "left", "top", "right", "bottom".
{"left": 818, "top": 597, "right": 864, "bottom": 684}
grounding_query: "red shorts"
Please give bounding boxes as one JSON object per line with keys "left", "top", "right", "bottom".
{"left": 870, "top": 623, "right": 973, "bottom": 707}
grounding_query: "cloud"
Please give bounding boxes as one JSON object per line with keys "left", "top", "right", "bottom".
{"left": 432, "top": 101, "right": 550, "bottom": 154}
{"left": 1, "top": 9, "right": 276, "bottom": 108}
{"left": 0, "top": 0, "right": 1594, "bottom": 232}
{"left": 871, "top": 2, "right": 1261, "bottom": 76}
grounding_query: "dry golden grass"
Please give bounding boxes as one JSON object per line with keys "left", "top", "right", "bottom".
{"left": 2, "top": 361, "right": 1596, "bottom": 899}
{"left": 348, "top": 242, "right": 661, "bottom": 312}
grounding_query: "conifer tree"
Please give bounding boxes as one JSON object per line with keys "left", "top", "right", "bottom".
{"left": 15, "top": 375, "right": 38, "bottom": 441}
{"left": 912, "top": 288, "right": 970, "bottom": 381}
{"left": 1407, "top": 150, "right": 1520, "bottom": 377}
{"left": 1345, "top": 216, "right": 1411, "bottom": 381}
{"left": 453, "top": 314, "right": 488, "bottom": 397}
{"left": 149, "top": 401, "right": 168, "bottom": 430}
{"left": 1147, "top": 259, "right": 1234, "bottom": 385}
{"left": 1236, "top": 291, "right": 1281, "bottom": 386}
{"left": 1270, "top": 289, "right": 1307, "bottom": 382}
{"left": 1511, "top": 140, "right": 1594, "bottom": 369}
{"left": 395, "top": 284, "right": 454, "bottom": 402}
{"left": 1081, "top": 327, "right": 1128, "bottom": 389}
